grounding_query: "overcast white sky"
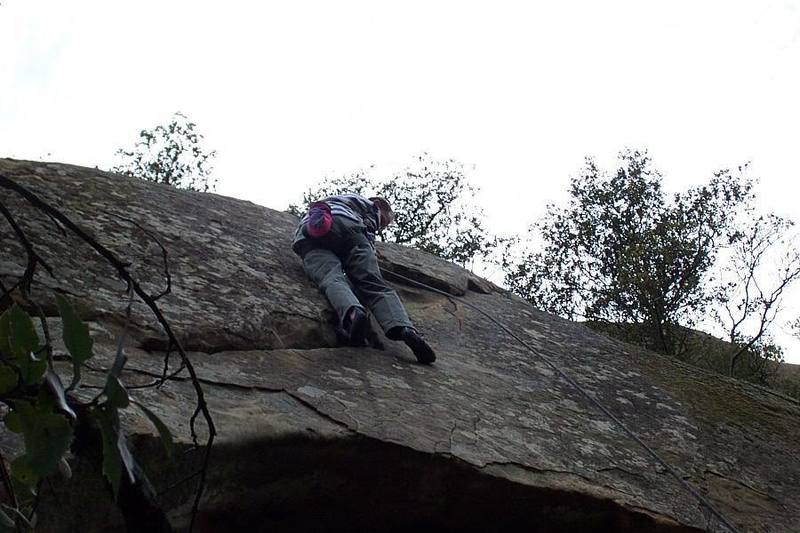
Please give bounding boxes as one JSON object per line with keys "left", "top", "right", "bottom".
{"left": 2, "top": 1, "right": 800, "bottom": 361}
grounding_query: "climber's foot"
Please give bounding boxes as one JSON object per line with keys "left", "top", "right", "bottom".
{"left": 344, "top": 307, "right": 368, "bottom": 347}
{"left": 400, "top": 327, "right": 436, "bottom": 364}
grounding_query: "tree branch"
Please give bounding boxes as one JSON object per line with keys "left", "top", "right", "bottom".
{"left": 0, "top": 174, "right": 215, "bottom": 532}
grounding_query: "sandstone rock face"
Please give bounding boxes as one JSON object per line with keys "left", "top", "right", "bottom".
{"left": 1, "top": 159, "right": 798, "bottom": 533}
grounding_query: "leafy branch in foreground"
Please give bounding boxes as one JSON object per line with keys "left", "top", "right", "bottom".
{"left": 0, "top": 173, "right": 215, "bottom": 532}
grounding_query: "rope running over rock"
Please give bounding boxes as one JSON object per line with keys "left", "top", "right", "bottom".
{"left": 381, "top": 266, "right": 741, "bottom": 533}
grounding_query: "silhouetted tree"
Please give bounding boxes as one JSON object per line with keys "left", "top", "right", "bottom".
{"left": 714, "top": 213, "right": 800, "bottom": 376}
{"left": 503, "top": 149, "right": 754, "bottom": 356}
{"left": 112, "top": 112, "right": 217, "bottom": 192}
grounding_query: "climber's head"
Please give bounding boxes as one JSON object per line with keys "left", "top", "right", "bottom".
{"left": 370, "top": 197, "right": 394, "bottom": 230}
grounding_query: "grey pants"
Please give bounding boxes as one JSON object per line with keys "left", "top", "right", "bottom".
{"left": 294, "top": 216, "right": 413, "bottom": 335}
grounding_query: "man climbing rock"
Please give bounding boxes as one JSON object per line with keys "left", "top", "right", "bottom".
{"left": 292, "top": 194, "right": 436, "bottom": 364}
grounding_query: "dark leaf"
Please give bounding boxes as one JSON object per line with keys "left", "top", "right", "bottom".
{"left": 58, "top": 456, "right": 72, "bottom": 479}
{"left": 132, "top": 400, "right": 174, "bottom": 458}
{"left": 55, "top": 294, "right": 94, "bottom": 389}
{"left": 96, "top": 408, "right": 121, "bottom": 496}
{"left": 0, "top": 310, "right": 9, "bottom": 358}
{"left": 44, "top": 368, "right": 77, "bottom": 420}
{"left": 0, "top": 364, "right": 18, "bottom": 395}
{"left": 105, "top": 376, "right": 129, "bottom": 408}
{"left": 4, "top": 410, "right": 22, "bottom": 433}
{"left": 8, "top": 305, "right": 38, "bottom": 361}
{"left": 9, "top": 401, "right": 73, "bottom": 479}
{"left": 18, "top": 353, "right": 46, "bottom": 385}
{"left": 95, "top": 407, "right": 135, "bottom": 497}
{"left": 10, "top": 455, "right": 37, "bottom": 489}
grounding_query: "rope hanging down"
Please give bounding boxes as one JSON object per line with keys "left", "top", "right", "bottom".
{"left": 380, "top": 266, "right": 741, "bottom": 533}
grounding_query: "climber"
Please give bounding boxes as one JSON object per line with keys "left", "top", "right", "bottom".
{"left": 292, "top": 194, "right": 436, "bottom": 364}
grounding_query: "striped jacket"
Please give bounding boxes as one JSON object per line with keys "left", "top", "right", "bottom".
{"left": 292, "top": 194, "right": 381, "bottom": 255}
{"left": 299, "top": 193, "right": 381, "bottom": 236}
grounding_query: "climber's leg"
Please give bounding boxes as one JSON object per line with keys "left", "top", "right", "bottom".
{"left": 302, "top": 247, "right": 364, "bottom": 331}
{"left": 343, "top": 241, "right": 413, "bottom": 334}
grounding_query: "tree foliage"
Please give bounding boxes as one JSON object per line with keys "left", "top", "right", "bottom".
{"left": 289, "top": 154, "right": 499, "bottom": 267}
{"left": 0, "top": 297, "right": 142, "bottom": 530}
{"left": 504, "top": 149, "right": 756, "bottom": 356}
{"left": 0, "top": 295, "right": 180, "bottom": 531}
{"left": 112, "top": 112, "right": 217, "bottom": 192}
{"left": 713, "top": 213, "right": 800, "bottom": 376}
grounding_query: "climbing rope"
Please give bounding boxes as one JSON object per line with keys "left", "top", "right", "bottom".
{"left": 380, "top": 266, "right": 741, "bottom": 533}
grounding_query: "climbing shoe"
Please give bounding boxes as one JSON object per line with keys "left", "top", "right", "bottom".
{"left": 344, "top": 307, "right": 368, "bottom": 347}
{"left": 401, "top": 327, "right": 436, "bottom": 364}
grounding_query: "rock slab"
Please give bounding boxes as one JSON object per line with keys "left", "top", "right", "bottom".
{"left": 1, "top": 159, "right": 798, "bottom": 533}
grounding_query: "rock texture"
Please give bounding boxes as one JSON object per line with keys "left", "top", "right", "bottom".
{"left": 1, "top": 158, "right": 799, "bottom": 533}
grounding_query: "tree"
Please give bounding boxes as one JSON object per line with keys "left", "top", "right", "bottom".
{"left": 504, "top": 149, "right": 754, "bottom": 356}
{"left": 713, "top": 214, "right": 800, "bottom": 376}
{"left": 112, "top": 112, "right": 217, "bottom": 192}
{"left": 289, "top": 154, "right": 500, "bottom": 267}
